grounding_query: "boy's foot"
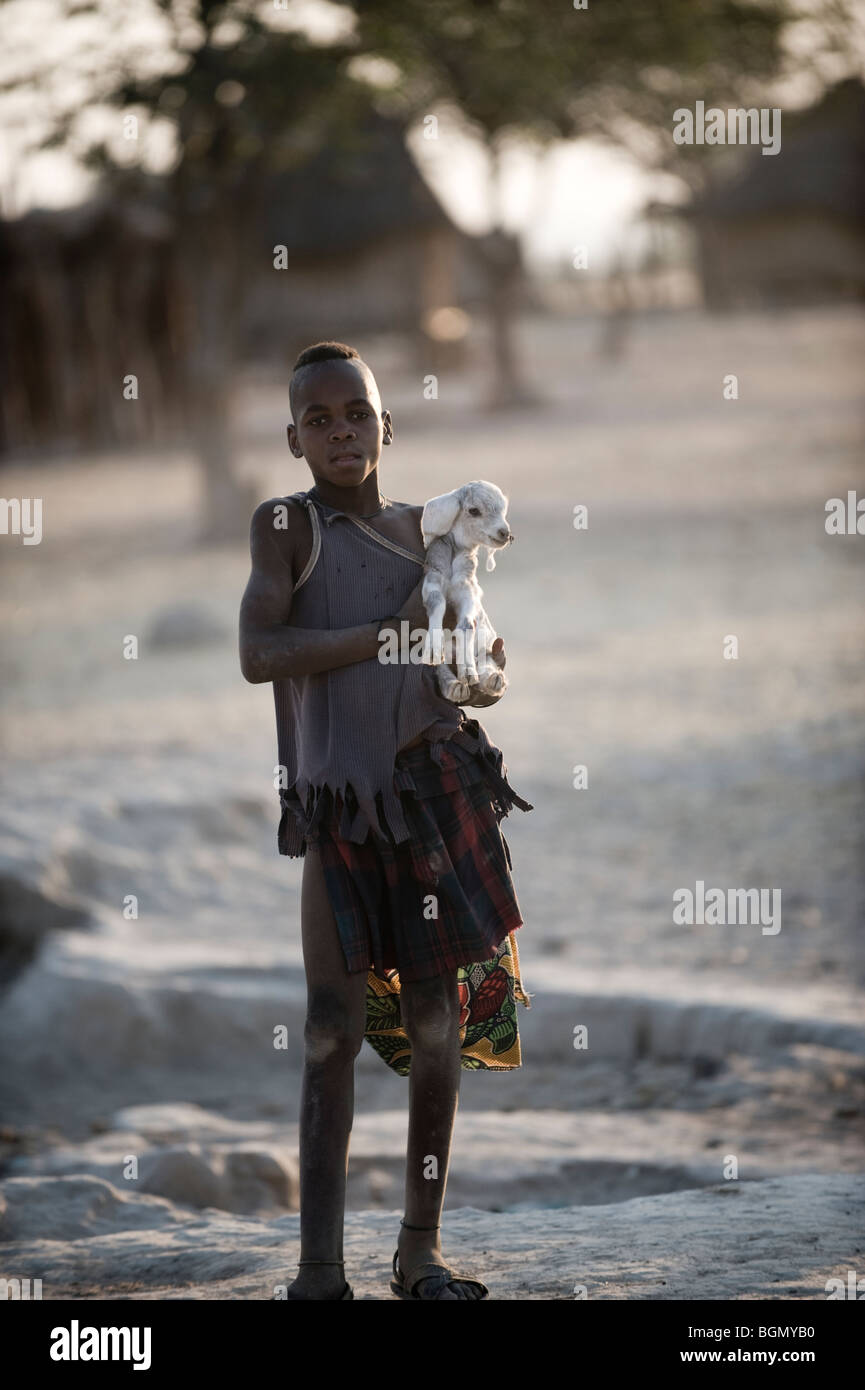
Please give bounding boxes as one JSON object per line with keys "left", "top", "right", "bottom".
{"left": 282, "top": 1266, "right": 351, "bottom": 1300}
{"left": 393, "top": 1230, "right": 488, "bottom": 1300}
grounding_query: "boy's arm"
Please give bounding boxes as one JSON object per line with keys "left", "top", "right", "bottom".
{"left": 239, "top": 500, "right": 390, "bottom": 684}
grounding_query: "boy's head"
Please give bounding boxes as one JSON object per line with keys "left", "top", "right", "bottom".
{"left": 287, "top": 341, "right": 392, "bottom": 489}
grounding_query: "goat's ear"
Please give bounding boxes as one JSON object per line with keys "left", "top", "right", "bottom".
{"left": 485, "top": 546, "right": 497, "bottom": 572}
{"left": 421, "top": 490, "right": 462, "bottom": 545}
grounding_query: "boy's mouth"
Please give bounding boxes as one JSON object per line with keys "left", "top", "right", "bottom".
{"left": 330, "top": 451, "right": 362, "bottom": 465}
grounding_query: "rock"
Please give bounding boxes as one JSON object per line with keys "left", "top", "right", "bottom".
{"left": 0, "top": 865, "right": 90, "bottom": 991}
{"left": 0, "top": 1173, "right": 861, "bottom": 1300}
{"left": 220, "top": 1147, "right": 298, "bottom": 1213}
{"left": 138, "top": 1146, "right": 223, "bottom": 1210}
{"left": 0, "top": 1174, "right": 181, "bottom": 1242}
{"left": 137, "top": 1144, "right": 297, "bottom": 1214}
{"left": 112, "top": 1103, "right": 240, "bottom": 1145}
{"left": 5, "top": 1120, "right": 299, "bottom": 1217}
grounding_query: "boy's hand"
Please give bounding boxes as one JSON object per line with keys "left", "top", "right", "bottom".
{"left": 393, "top": 583, "right": 507, "bottom": 706}
{"left": 462, "top": 638, "right": 507, "bottom": 708}
{"left": 394, "top": 577, "right": 430, "bottom": 630}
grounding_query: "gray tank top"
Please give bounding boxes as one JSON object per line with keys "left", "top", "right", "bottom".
{"left": 273, "top": 487, "right": 464, "bottom": 855}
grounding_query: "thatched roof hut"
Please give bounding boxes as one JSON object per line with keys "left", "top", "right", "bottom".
{"left": 0, "top": 113, "right": 486, "bottom": 456}
{"left": 688, "top": 78, "right": 865, "bottom": 308}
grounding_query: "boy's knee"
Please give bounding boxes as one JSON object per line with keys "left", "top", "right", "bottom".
{"left": 401, "top": 979, "right": 460, "bottom": 1052}
{"left": 304, "top": 991, "right": 364, "bottom": 1065}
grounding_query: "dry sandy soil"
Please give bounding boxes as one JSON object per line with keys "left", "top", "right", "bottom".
{"left": 0, "top": 305, "right": 863, "bottom": 1298}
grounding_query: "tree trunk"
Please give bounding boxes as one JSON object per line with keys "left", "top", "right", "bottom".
{"left": 193, "top": 373, "right": 256, "bottom": 543}
{"left": 175, "top": 210, "right": 256, "bottom": 545}
{"left": 479, "top": 144, "right": 539, "bottom": 409}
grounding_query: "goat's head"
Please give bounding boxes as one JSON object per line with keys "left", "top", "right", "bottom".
{"left": 420, "top": 481, "right": 513, "bottom": 571}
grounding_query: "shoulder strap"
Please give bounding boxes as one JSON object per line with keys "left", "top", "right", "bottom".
{"left": 292, "top": 492, "right": 321, "bottom": 592}
{"left": 342, "top": 513, "right": 424, "bottom": 566}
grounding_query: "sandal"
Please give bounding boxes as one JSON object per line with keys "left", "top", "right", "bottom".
{"left": 390, "top": 1248, "right": 489, "bottom": 1301}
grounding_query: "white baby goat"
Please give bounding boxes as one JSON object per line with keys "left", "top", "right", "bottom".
{"left": 419, "top": 480, "right": 514, "bottom": 703}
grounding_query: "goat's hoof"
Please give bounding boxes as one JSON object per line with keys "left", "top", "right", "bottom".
{"left": 450, "top": 679, "right": 472, "bottom": 703}
{"left": 481, "top": 671, "right": 508, "bottom": 694}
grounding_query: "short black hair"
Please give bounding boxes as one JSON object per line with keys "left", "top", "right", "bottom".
{"left": 290, "top": 341, "right": 367, "bottom": 419}
{"left": 293, "top": 341, "right": 360, "bottom": 372}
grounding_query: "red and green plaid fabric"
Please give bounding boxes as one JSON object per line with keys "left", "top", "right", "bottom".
{"left": 308, "top": 722, "right": 533, "bottom": 1073}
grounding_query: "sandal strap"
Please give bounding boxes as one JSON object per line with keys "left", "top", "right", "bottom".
{"left": 402, "top": 1260, "right": 454, "bottom": 1295}
{"left": 399, "top": 1258, "right": 487, "bottom": 1299}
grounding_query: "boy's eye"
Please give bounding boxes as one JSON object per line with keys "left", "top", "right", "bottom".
{"left": 467, "top": 507, "right": 481, "bottom": 517}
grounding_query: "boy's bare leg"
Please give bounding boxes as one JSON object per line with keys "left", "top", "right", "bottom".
{"left": 286, "top": 844, "right": 368, "bottom": 1299}
{"left": 398, "top": 973, "right": 484, "bottom": 1299}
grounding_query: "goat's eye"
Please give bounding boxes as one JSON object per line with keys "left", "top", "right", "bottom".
{"left": 467, "top": 507, "right": 481, "bottom": 516}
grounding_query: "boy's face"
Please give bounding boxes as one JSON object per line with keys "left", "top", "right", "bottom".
{"left": 287, "top": 359, "right": 392, "bottom": 488}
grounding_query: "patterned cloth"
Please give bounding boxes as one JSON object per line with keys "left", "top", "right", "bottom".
{"left": 304, "top": 716, "right": 533, "bottom": 1074}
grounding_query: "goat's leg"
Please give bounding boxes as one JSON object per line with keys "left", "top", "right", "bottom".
{"left": 474, "top": 611, "right": 508, "bottom": 695}
{"left": 420, "top": 571, "right": 448, "bottom": 665}
{"left": 435, "top": 662, "right": 466, "bottom": 704}
{"left": 450, "top": 583, "right": 480, "bottom": 687}
{"left": 433, "top": 581, "right": 476, "bottom": 704}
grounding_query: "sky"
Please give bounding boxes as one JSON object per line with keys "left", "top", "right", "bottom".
{"left": 406, "top": 117, "right": 679, "bottom": 275}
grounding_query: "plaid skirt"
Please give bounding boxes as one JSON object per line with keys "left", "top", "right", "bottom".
{"left": 298, "top": 716, "right": 534, "bottom": 1074}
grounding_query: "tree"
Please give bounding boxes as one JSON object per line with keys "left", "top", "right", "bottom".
{"left": 2, "top": 0, "right": 368, "bottom": 538}
{"left": 341, "top": 0, "right": 854, "bottom": 399}
{"left": 2, "top": 0, "right": 857, "bottom": 490}
{"left": 110, "top": 2, "right": 371, "bottom": 539}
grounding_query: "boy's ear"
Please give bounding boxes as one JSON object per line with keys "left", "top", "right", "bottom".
{"left": 287, "top": 423, "right": 303, "bottom": 458}
{"left": 421, "top": 488, "right": 463, "bottom": 546}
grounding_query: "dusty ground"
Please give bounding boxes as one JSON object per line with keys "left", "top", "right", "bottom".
{"left": 1, "top": 305, "right": 863, "bottom": 1297}
{"left": 2, "top": 1173, "right": 862, "bottom": 1300}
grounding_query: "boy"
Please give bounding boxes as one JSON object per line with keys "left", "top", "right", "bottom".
{"left": 239, "top": 342, "right": 532, "bottom": 1300}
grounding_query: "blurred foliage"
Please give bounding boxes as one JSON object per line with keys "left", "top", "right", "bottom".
{"left": 346, "top": 0, "right": 788, "bottom": 141}
{"left": 342, "top": 0, "right": 861, "bottom": 189}
{"left": 2, "top": 0, "right": 859, "bottom": 513}
{"left": 10, "top": 0, "right": 858, "bottom": 194}
{"left": 85, "top": 5, "right": 366, "bottom": 197}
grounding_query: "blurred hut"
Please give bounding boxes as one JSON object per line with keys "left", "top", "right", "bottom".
{"left": 247, "top": 114, "right": 486, "bottom": 369}
{"left": 689, "top": 78, "right": 865, "bottom": 309}
{"left": 0, "top": 196, "right": 187, "bottom": 455}
{"left": 0, "top": 114, "right": 489, "bottom": 459}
